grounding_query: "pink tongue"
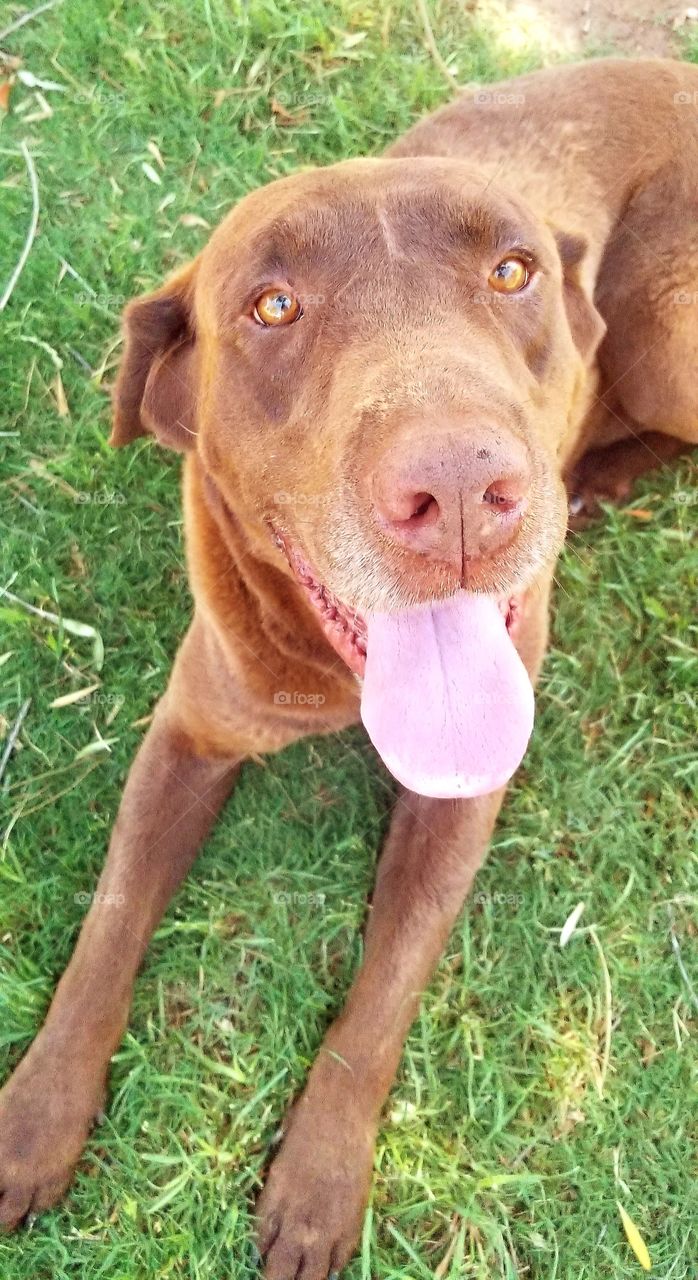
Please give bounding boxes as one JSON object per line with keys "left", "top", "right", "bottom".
{"left": 360, "top": 594, "right": 534, "bottom": 799}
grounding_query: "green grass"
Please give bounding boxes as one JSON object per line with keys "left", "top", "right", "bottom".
{"left": 1, "top": 1, "right": 697, "bottom": 1276}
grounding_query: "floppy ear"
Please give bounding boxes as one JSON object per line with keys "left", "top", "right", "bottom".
{"left": 110, "top": 259, "right": 199, "bottom": 450}
{"left": 553, "top": 232, "right": 606, "bottom": 363}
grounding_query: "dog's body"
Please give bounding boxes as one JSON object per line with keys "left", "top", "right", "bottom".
{"left": 1, "top": 58, "right": 696, "bottom": 1277}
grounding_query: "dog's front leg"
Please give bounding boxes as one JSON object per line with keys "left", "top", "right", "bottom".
{"left": 257, "top": 582, "right": 550, "bottom": 1280}
{"left": 0, "top": 695, "right": 239, "bottom": 1229}
{"left": 256, "top": 787, "right": 503, "bottom": 1279}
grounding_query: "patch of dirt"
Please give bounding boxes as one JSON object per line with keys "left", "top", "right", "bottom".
{"left": 528, "top": 0, "right": 697, "bottom": 58}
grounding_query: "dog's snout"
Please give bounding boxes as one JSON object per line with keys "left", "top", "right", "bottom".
{"left": 370, "top": 424, "right": 531, "bottom": 569}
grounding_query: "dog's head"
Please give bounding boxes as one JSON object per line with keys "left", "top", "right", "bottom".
{"left": 113, "top": 157, "right": 602, "bottom": 610}
{"left": 112, "top": 157, "right": 603, "bottom": 796}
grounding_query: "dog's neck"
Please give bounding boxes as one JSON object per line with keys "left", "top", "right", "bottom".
{"left": 185, "top": 455, "right": 361, "bottom": 706}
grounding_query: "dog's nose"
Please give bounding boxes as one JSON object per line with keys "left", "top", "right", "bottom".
{"left": 371, "top": 425, "right": 530, "bottom": 569}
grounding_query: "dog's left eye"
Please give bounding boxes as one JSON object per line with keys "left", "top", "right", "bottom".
{"left": 488, "top": 256, "right": 530, "bottom": 294}
{"left": 253, "top": 288, "right": 302, "bottom": 327}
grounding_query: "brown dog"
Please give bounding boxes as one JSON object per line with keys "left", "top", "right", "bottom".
{"left": 1, "top": 57, "right": 696, "bottom": 1277}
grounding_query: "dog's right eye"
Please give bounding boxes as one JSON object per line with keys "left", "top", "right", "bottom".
{"left": 253, "top": 288, "right": 302, "bottom": 327}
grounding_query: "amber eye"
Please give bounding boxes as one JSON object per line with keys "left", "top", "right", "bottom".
{"left": 488, "top": 256, "right": 530, "bottom": 294}
{"left": 253, "top": 288, "right": 302, "bottom": 327}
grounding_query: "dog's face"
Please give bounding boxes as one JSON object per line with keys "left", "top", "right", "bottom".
{"left": 114, "top": 157, "right": 603, "bottom": 667}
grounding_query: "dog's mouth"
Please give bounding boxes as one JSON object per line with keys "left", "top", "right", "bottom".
{"left": 272, "top": 526, "right": 534, "bottom": 800}
{"left": 273, "top": 527, "right": 523, "bottom": 676}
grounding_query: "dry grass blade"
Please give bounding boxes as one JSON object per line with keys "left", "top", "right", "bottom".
{"left": 0, "top": 0, "right": 63, "bottom": 44}
{"left": 0, "top": 585, "right": 105, "bottom": 668}
{"left": 0, "top": 697, "right": 31, "bottom": 783}
{"left": 668, "top": 907, "right": 698, "bottom": 1014}
{"left": 589, "top": 926, "right": 613, "bottom": 1098}
{"left": 0, "top": 140, "right": 40, "bottom": 311}
{"left": 50, "top": 683, "right": 100, "bottom": 708}
{"left": 413, "top": 0, "right": 461, "bottom": 91}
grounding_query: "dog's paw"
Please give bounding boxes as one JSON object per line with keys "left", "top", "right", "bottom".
{"left": 0, "top": 1044, "right": 106, "bottom": 1230}
{"left": 256, "top": 1096, "right": 374, "bottom": 1279}
{"left": 566, "top": 443, "right": 642, "bottom": 528}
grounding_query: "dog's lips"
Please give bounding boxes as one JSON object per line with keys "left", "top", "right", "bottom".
{"left": 295, "top": 565, "right": 368, "bottom": 677}
{"left": 272, "top": 529, "right": 368, "bottom": 675}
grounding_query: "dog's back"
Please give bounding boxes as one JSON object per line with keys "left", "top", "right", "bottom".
{"left": 390, "top": 58, "right": 698, "bottom": 235}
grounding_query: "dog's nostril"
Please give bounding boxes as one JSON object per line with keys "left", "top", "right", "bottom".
{"left": 383, "top": 492, "right": 440, "bottom": 528}
{"left": 409, "top": 492, "right": 439, "bottom": 524}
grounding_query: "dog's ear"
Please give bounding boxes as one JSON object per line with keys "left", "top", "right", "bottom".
{"left": 553, "top": 232, "right": 606, "bottom": 363}
{"left": 110, "top": 259, "right": 199, "bottom": 450}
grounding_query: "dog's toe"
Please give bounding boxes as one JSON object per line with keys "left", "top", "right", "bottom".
{"left": 262, "top": 1226, "right": 345, "bottom": 1280}
{"left": 263, "top": 1234, "right": 305, "bottom": 1280}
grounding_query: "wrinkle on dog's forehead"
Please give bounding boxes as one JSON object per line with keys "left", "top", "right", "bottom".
{"left": 377, "top": 208, "right": 402, "bottom": 261}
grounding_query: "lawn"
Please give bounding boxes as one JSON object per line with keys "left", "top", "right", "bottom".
{"left": 0, "top": 1, "right": 696, "bottom": 1277}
